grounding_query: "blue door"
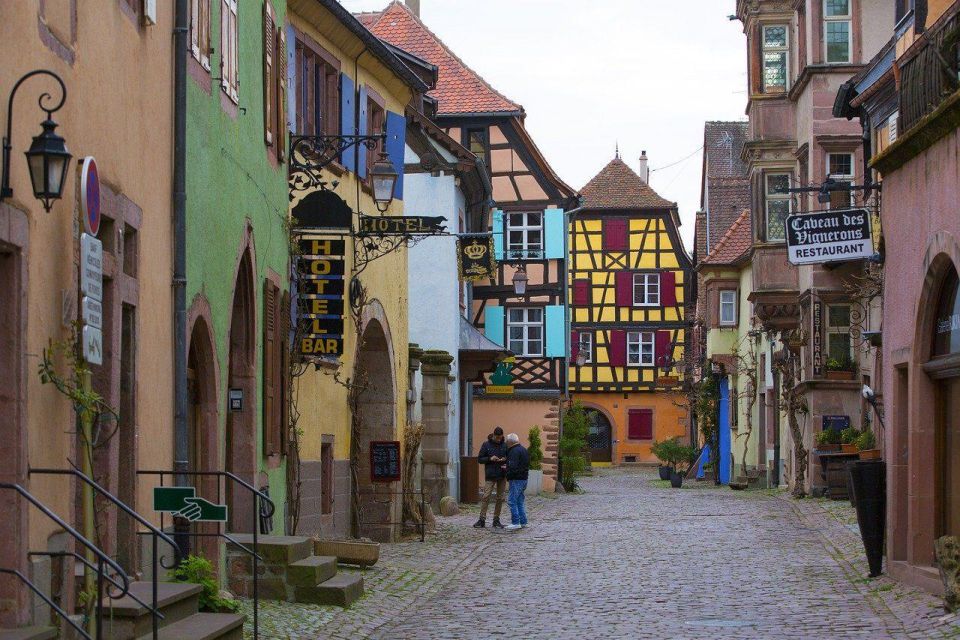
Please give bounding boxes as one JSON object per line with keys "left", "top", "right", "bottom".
{"left": 718, "top": 376, "right": 732, "bottom": 484}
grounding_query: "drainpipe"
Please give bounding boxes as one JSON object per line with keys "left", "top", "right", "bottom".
{"left": 173, "top": 0, "right": 189, "bottom": 490}
{"left": 560, "top": 203, "right": 583, "bottom": 485}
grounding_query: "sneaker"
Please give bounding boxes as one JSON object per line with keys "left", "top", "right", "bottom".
{"left": 473, "top": 519, "right": 485, "bottom": 529}
{"left": 504, "top": 524, "right": 522, "bottom": 531}
{"left": 492, "top": 518, "right": 505, "bottom": 529}
{"left": 520, "top": 523, "right": 529, "bottom": 529}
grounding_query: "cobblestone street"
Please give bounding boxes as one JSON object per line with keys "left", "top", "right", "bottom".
{"left": 245, "top": 470, "right": 960, "bottom": 639}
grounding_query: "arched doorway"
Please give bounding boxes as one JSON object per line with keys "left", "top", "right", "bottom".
{"left": 585, "top": 409, "right": 612, "bottom": 463}
{"left": 931, "top": 263, "right": 960, "bottom": 538}
{"left": 226, "top": 250, "right": 257, "bottom": 533}
{"left": 353, "top": 317, "right": 396, "bottom": 542}
{"left": 187, "top": 313, "right": 220, "bottom": 560}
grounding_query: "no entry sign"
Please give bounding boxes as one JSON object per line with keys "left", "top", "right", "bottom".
{"left": 80, "top": 157, "right": 101, "bottom": 237}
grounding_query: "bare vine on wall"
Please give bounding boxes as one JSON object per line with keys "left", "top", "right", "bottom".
{"left": 732, "top": 334, "right": 760, "bottom": 480}
{"left": 773, "top": 341, "right": 810, "bottom": 498}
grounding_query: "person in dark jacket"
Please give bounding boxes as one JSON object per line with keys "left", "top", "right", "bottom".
{"left": 503, "top": 433, "right": 530, "bottom": 531}
{"left": 474, "top": 427, "right": 507, "bottom": 528}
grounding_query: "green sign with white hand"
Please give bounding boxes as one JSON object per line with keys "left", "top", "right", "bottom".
{"left": 153, "top": 486, "right": 229, "bottom": 522}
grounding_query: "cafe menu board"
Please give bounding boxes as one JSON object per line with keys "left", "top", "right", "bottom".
{"left": 822, "top": 415, "right": 850, "bottom": 432}
{"left": 370, "top": 440, "right": 401, "bottom": 483}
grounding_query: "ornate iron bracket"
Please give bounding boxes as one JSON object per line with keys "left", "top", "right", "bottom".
{"left": 288, "top": 133, "right": 385, "bottom": 199}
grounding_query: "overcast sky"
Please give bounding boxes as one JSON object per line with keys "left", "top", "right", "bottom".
{"left": 339, "top": 0, "right": 748, "bottom": 250}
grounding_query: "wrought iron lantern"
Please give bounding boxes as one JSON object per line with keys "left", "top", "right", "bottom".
{"left": 370, "top": 153, "right": 398, "bottom": 212}
{"left": 512, "top": 265, "right": 528, "bottom": 296}
{"left": 1, "top": 70, "right": 71, "bottom": 212}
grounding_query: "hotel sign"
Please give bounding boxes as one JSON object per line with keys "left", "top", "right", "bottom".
{"left": 357, "top": 215, "right": 446, "bottom": 235}
{"left": 786, "top": 208, "right": 874, "bottom": 265}
{"left": 297, "top": 237, "right": 346, "bottom": 359}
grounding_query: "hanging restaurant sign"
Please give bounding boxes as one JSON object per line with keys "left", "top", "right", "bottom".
{"left": 786, "top": 208, "right": 874, "bottom": 265}
{"left": 296, "top": 237, "right": 346, "bottom": 359}
{"left": 812, "top": 300, "right": 824, "bottom": 377}
{"left": 357, "top": 215, "right": 447, "bottom": 235}
{"left": 457, "top": 234, "right": 497, "bottom": 282}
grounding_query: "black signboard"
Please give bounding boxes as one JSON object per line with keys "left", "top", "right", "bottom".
{"left": 295, "top": 236, "right": 347, "bottom": 360}
{"left": 299, "top": 238, "right": 346, "bottom": 257}
{"left": 298, "top": 296, "right": 345, "bottom": 318}
{"left": 457, "top": 234, "right": 496, "bottom": 282}
{"left": 298, "top": 256, "right": 346, "bottom": 277}
{"left": 357, "top": 215, "right": 446, "bottom": 235}
{"left": 299, "top": 277, "right": 345, "bottom": 297}
{"left": 291, "top": 189, "right": 353, "bottom": 230}
{"left": 786, "top": 208, "right": 874, "bottom": 265}
{"left": 370, "top": 441, "right": 401, "bottom": 482}
{"left": 822, "top": 415, "right": 850, "bottom": 432}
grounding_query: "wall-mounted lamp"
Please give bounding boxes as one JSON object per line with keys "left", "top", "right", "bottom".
{"left": 371, "top": 152, "right": 398, "bottom": 213}
{"left": 512, "top": 265, "right": 528, "bottom": 297}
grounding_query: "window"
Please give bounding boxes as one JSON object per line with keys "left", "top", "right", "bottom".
{"left": 220, "top": 0, "right": 239, "bottom": 102}
{"left": 506, "top": 212, "right": 543, "bottom": 258}
{"left": 762, "top": 25, "right": 789, "bottom": 92}
{"left": 573, "top": 279, "right": 591, "bottom": 306}
{"left": 633, "top": 273, "right": 660, "bottom": 307}
{"left": 366, "top": 97, "right": 385, "bottom": 178}
{"left": 466, "top": 128, "right": 488, "bottom": 165}
{"left": 765, "top": 173, "right": 791, "bottom": 242}
{"left": 627, "top": 331, "right": 655, "bottom": 366}
{"left": 826, "top": 152, "right": 855, "bottom": 208}
{"left": 719, "top": 290, "right": 737, "bottom": 325}
{"left": 628, "top": 409, "right": 653, "bottom": 440}
{"left": 321, "top": 442, "right": 333, "bottom": 515}
{"left": 507, "top": 307, "right": 543, "bottom": 357}
{"left": 827, "top": 304, "right": 852, "bottom": 361}
{"left": 824, "top": 0, "right": 851, "bottom": 64}
{"left": 578, "top": 332, "right": 593, "bottom": 364}
{"left": 295, "top": 37, "right": 340, "bottom": 137}
{"left": 190, "top": 0, "right": 211, "bottom": 69}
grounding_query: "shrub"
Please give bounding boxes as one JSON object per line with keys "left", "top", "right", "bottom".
{"left": 651, "top": 437, "right": 698, "bottom": 474}
{"left": 856, "top": 429, "right": 876, "bottom": 450}
{"left": 815, "top": 428, "right": 841, "bottom": 447}
{"left": 840, "top": 426, "right": 861, "bottom": 445}
{"left": 559, "top": 402, "right": 590, "bottom": 491}
{"left": 168, "top": 555, "right": 240, "bottom": 613}
{"left": 826, "top": 354, "right": 856, "bottom": 372}
{"left": 528, "top": 426, "right": 543, "bottom": 471}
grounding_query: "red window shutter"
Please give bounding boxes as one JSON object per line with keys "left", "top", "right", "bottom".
{"left": 608, "top": 330, "right": 626, "bottom": 367}
{"left": 573, "top": 279, "right": 590, "bottom": 306}
{"left": 603, "top": 219, "right": 629, "bottom": 251}
{"left": 628, "top": 409, "right": 653, "bottom": 440}
{"left": 660, "top": 271, "right": 677, "bottom": 307}
{"left": 570, "top": 331, "right": 580, "bottom": 364}
{"left": 655, "top": 330, "right": 672, "bottom": 367}
{"left": 263, "top": 1, "right": 275, "bottom": 146}
{"left": 615, "top": 271, "right": 633, "bottom": 307}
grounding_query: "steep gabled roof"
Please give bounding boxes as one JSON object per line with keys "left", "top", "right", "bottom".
{"left": 579, "top": 157, "right": 675, "bottom": 210}
{"left": 359, "top": 2, "right": 523, "bottom": 116}
{"left": 701, "top": 209, "right": 752, "bottom": 266}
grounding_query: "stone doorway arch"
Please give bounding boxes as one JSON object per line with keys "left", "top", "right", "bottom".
{"left": 187, "top": 304, "right": 220, "bottom": 560}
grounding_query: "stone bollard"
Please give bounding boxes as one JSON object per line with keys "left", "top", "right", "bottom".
{"left": 936, "top": 536, "right": 960, "bottom": 612}
{"left": 439, "top": 496, "right": 459, "bottom": 516}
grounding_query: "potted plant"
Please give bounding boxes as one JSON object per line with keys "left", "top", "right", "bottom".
{"left": 840, "top": 426, "right": 861, "bottom": 454}
{"left": 526, "top": 426, "right": 544, "bottom": 495}
{"left": 651, "top": 439, "right": 673, "bottom": 480}
{"left": 670, "top": 443, "right": 699, "bottom": 488}
{"left": 826, "top": 354, "right": 856, "bottom": 380}
{"left": 857, "top": 429, "right": 881, "bottom": 460}
{"left": 815, "top": 427, "right": 841, "bottom": 453}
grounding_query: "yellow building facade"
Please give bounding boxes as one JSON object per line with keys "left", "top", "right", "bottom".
{"left": 569, "top": 156, "right": 692, "bottom": 464}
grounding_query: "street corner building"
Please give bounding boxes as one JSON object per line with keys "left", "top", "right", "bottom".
{"left": 568, "top": 153, "right": 693, "bottom": 465}
{"left": 361, "top": 1, "right": 578, "bottom": 495}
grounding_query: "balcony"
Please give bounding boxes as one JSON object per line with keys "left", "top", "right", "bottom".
{"left": 748, "top": 243, "right": 801, "bottom": 330}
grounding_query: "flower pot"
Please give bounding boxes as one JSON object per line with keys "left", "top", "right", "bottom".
{"left": 816, "top": 444, "right": 841, "bottom": 453}
{"left": 859, "top": 448, "right": 882, "bottom": 461}
{"left": 848, "top": 460, "right": 886, "bottom": 577}
{"left": 670, "top": 471, "right": 683, "bottom": 488}
{"left": 841, "top": 443, "right": 859, "bottom": 454}
{"left": 525, "top": 469, "right": 543, "bottom": 496}
{"left": 658, "top": 465, "right": 672, "bottom": 481}
{"left": 826, "top": 370, "right": 855, "bottom": 380}
{"left": 314, "top": 539, "right": 380, "bottom": 568}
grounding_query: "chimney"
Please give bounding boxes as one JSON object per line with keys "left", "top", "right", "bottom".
{"left": 638, "top": 150, "right": 649, "bottom": 183}
{"left": 405, "top": 0, "right": 420, "bottom": 16}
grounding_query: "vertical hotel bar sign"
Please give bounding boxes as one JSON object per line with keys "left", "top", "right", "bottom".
{"left": 297, "top": 237, "right": 346, "bottom": 359}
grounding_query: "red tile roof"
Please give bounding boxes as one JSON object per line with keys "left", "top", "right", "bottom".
{"left": 579, "top": 157, "right": 675, "bottom": 210}
{"left": 360, "top": 2, "right": 523, "bottom": 115}
{"left": 701, "top": 209, "right": 752, "bottom": 266}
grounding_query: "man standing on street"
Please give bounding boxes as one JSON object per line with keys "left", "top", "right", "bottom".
{"left": 504, "top": 433, "right": 529, "bottom": 531}
{"left": 474, "top": 427, "right": 507, "bottom": 528}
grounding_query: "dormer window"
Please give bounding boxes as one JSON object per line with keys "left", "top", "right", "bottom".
{"left": 824, "top": 0, "right": 852, "bottom": 64}
{"left": 762, "top": 25, "right": 789, "bottom": 92}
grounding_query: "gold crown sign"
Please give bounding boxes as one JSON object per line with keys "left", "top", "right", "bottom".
{"left": 463, "top": 241, "right": 487, "bottom": 260}
{"left": 457, "top": 235, "right": 496, "bottom": 282}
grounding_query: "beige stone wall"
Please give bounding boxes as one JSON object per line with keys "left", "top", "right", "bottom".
{"left": 471, "top": 397, "right": 558, "bottom": 493}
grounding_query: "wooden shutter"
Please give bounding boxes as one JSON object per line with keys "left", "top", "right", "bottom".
{"left": 570, "top": 331, "right": 580, "bottom": 364}
{"left": 603, "top": 219, "right": 628, "bottom": 251}
{"left": 573, "top": 279, "right": 591, "bottom": 306}
{"left": 279, "top": 290, "right": 290, "bottom": 453}
{"left": 660, "top": 271, "right": 677, "bottom": 307}
{"left": 263, "top": 280, "right": 278, "bottom": 456}
{"left": 385, "top": 111, "right": 406, "bottom": 199}
{"left": 263, "top": 0, "right": 275, "bottom": 146}
{"left": 655, "top": 330, "right": 672, "bottom": 367}
{"left": 608, "top": 330, "right": 626, "bottom": 367}
{"left": 628, "top": 409, "right": 653, "bottom": 440}
{"left": 275, "top": 22, "right": 287, "bottom": 160}
{"left": 492, "top": 209, "right": 505, "bottom": 261}
{"left": 339, "top": 73, "right": 355, "bottom": 170}
{"left": 615, "top": 271, "right": 633, "bottom": 307}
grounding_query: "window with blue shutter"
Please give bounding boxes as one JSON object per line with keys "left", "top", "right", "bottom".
{"left": 545, "top": 304, "right": 566, "bottom": 358}
{"left": 385, "top": 111, "right": 405, "bottom": 200}
{"left": 484, "top": 305, "right": 505, "bottom": 347}
{"left": 544, "top": 207, "right": 565, "bottom": 259}
{"left": 339, "top": 73, "right": 355, "bottom": 171}
{"left": 492, "top": 209, "right": 504, "bottom": 261}
{"left": 357, "top": 85, "right": 368, "bottom": 178}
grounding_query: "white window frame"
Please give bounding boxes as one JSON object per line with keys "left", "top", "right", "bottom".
{"left": 627, "top": 331, "right": 655, "bottom": 367}
{"left": 826, "top": 152, "right": 855, "bottom": 208}
{"left": 765, "top": 173, "right": 792, "bottom": 242}
{"left": 761, "top": 24, "right": 789, "bottom": 92}
{"left": 719, "top": 290, "right": 737, "bottom": 326}
{"left": 506, "top": 211, "right": 543, "bottom": 259}
{"left": 507, "top": 307, "right": 544, "bottom": 357}
{"left": 824, "top": 0, "right": 852, "bottom": 64}
{"left": 220, "top": 0, "right": 239, "bottom": 103}
{"left": 633, "top": 273, "right": 660, "bottom": 307}
{"left": 578, "top": 332, "right": 593, "bottom": 364}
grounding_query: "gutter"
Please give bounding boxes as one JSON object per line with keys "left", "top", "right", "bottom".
{"left": 173, "top": 0, "right": 188, "bottom": 486}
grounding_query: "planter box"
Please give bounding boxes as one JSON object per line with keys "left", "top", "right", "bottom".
{"left": 859, "top": 448, "right": 882, "bottom": 460}
{"left": 841, "top": 443, "right": 859, "bottom": 454}
{"left": 826, "top": 370, "right": 856, "bottom": 380}
{"left": 815, "top": 444, "right": 841, "bottom": 453}
{"left": 525, "top": 470, "right": 543, "bottom": 496}
{"left": 314, "top": 539, "right": 380, "bottom": 568}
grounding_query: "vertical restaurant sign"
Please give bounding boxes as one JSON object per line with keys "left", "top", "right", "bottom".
{"left": 297, "top": 237, "right": 346, "bottom": 359}
{"left": 457, "top": 234, "right": 496, "bottom": 282}
{"left": 812, "top": 300, "right": 823, "bottom": 377}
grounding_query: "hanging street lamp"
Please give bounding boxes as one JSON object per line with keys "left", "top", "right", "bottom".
{"left": 370, "top": 152, "right": 398, "bottom": 213}
{"left": 512, "top": 265, "right": 529, "bottom": 297}
{"left": 2, "top": 70, "right": 72, "bottom": 212}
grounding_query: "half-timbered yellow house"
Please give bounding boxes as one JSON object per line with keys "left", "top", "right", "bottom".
{"left": 570, "top": 153, "right": 693, "bottom": 464}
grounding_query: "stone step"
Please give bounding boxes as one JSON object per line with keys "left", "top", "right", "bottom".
{"left": 137, "top": 613, "right": 244, "bottom": 640}
{"left": 287, "top": 556, "right": 338, "bottom": 588}
{"left": 228, "top": 534, "right": 313, "bottom": 565}
{"left": 101, "top": 581, "right": 202, "bottom": 640}
{"left": 0, "top": 627, "right": 57, "bottom": 640}
{"left": 294, "top": 572, "right": 364, "bottom": 607}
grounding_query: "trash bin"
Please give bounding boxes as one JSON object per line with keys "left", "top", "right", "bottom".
{"left": 849, "top": 459, "right": 886, "bottom": 577}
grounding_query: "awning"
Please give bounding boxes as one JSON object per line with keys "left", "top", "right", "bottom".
{"left": 458, "top": 316, "right": 510, "bottom": 382}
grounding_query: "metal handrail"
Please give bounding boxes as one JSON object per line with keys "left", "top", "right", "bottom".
{"left": 0, "top": 569, "right": 90, "bottom": 640}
